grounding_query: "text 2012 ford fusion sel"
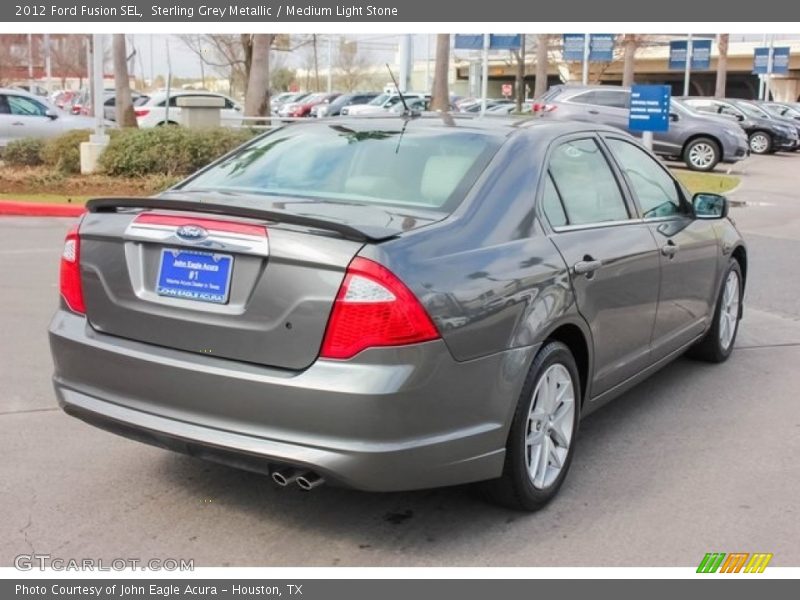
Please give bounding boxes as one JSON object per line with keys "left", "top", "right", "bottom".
{"left": 49, "top": 115, "right": 746, "bottom": 510}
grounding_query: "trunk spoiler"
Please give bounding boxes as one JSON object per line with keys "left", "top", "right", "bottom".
{"left": 86, "top": 197, "right": 400, "bottom": 243}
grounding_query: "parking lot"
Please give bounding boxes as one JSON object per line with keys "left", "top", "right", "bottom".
{"left": 1, "top": 152, "right": 799, "bottom": 567}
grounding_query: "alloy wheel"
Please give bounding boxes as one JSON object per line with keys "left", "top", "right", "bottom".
{"left": 750, "top": 133, "right": 770, "bottom": 154}
{"left": 719, "top": 270, "right": 740, "bottom": 351}
{"left": 525, "top": 363, "right": 575, "bottom": 489}
{"left": 688, "top": 142, "right": 717, "bottom": 169}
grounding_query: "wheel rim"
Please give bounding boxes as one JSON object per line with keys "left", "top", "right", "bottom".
{"left": 525, "top": 363, "right": 575, "bottom": 490}
{"left": 689, "top": 142, "right": 716, "bottom": 168}
{"left": 750, "top": 134, "right": 769, "bottom": 154}
{"left": 719, "top": 270, "right": 741, "bottom": 351}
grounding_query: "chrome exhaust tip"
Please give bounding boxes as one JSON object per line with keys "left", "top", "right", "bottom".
{"left": 272, "top": 468, "right": 301, "bottom": 487}
{"left": 296, "top": 473, "right": 325, "bottom": 490}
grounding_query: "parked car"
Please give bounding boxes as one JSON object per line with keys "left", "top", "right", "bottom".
{"left": 485, "top": 102, "right": 533, "bottom": 116}
{"left": 0, "top": 87, "right": 110, "bottom": 148}
{"left": 460, "top": 99, "right": 514, "bottom": 113}
{"left": 314, "top": 92, "right": 381, "bottom": 117}
{"left": 679, "top": 96, "right": 798, "bottom": 154}
{"left": 271, "top": 92, "right": 310, "bottom": 116}
{"left": 50, "top": 115, "right": 746, "bottom": 510}
{"left": 341, "top": 93, "right": 428, "bottom": 116}
{"left": 133, "top": 91, "right": 242, "bottom": 128}
{"left": 761, "top": 102, "right": 800, "bottom": 124}
{"left": 100, "top": 91, "right": 146, "bottom": 122}
{"left": 279, "top": 93, "right": 340, "bottom": 118}
{"left": 536, "top": 85, "right": 750, "bottom": 171}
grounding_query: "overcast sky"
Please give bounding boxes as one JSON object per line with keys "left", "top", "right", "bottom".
{"left": 126, "top": 34, "right": 433, "bottom": 81}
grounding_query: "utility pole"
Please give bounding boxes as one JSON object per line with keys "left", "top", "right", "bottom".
{"left": 326, "top": 36, "right": 332, "bottom": 93}
{"left": 481, "top": 33, "right": 489, "bottom": 115}
{"left": 399, "top": 34, "right": 412, "bottom": 93}
{"left": 312, "top": 34, "right": 320, "bottom": 92}
{"left": 683, "top": 33, "right": 693, "bottom": 96}
{"left": 44, "top": 34, "right": 52, "bottom": 95}
{"left": 515, "top": 34, "right": 526, "bottom": 111}
{"left": 764, "top": 34, "right": 775, "bottom": 101}
{"left": 27, "top": 34, "right": 34, "bottom": 89}
{"left": 581, "top": 34, "right": 590, "bottom": 85}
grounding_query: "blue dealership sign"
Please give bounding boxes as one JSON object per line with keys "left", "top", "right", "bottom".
{"left": 590, "top": 34, "right": 615, "bottom": 62}
{"left": 489, "top": 34, "right": 521, "bottom": 50}
{"left": 669, "top": 39, "right": 712, "bottom": 70}
{"left": 628, "top": 85, "right": 671, "bottom": 133}
{"left": 454, "top": 34, "right": 484, "bottom": 50}
{"left": 754, "top": 46, "right": 791, "bottom": 74}
{"left": 563, "top": 34, "right": 585, "bottom": 61}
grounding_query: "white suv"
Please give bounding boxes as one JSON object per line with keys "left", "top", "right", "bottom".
{"left": 134, "top": 91, "right": 242, "bottom": 128}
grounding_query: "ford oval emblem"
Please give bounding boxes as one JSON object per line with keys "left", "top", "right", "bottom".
{"left": 176, "top": 224, "right": 209, "bottom": 241}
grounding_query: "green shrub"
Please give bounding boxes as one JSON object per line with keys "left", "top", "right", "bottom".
{"left": 99, "top": 127, "right": 257, "bottom": 177}
{"left": 3, "top": 138, "right": 45, "bottom": 166}
{"left": 41, "top": 129, "right": 93, "bottom": 174}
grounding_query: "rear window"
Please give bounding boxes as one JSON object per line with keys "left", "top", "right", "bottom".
{"left": 179, "top": 124, "right": 501, "bottom": 211}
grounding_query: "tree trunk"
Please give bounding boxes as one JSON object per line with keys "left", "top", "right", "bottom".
{"left": 244, "top": 34, "right": 272, "bottom": 117}
{"left": 430, "top": 34, "right": 450, "bottom": 112}
{"left": 515, "top": 34, "right": 526, "bottom": 112}
{"left": 622, "top": 35, "right": 638, "bottom": 88}
{"left": 715, "top": 34, "right": 729, "bottom": 98}
{"left": 112, "top": 34, "right": 137, "bottom": 128}
{"left": 534, "top": 35, "right": 549, "bottom": 98}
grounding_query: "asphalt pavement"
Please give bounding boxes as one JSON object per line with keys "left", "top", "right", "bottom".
{"left": 1, "top": 154, "right": 799, "bottom": 567}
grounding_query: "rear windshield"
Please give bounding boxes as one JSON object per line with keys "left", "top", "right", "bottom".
{"left": 179, "top": 124, "right": 501, "bottom": 211}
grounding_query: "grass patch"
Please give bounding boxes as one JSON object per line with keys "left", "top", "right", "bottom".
{"left": 672, "top": 170, "right": 740, "bottom": 195}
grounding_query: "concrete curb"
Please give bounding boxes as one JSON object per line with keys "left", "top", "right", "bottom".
{"left": 0, "top": 201, "right": 86, "bottom": 217}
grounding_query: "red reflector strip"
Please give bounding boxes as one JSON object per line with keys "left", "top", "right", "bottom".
{"left": 134, "top": 213, "right": 267, "bottom": 237}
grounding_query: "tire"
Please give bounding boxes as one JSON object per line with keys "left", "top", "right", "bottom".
{"left": 683, "top": 137, "right": 720, "bottom": 172}
{"left": 687, "top": 260, "right": 743, "bottom": 363}
{"left": 748, "top": 131, "right": 773, "bottom": 155}
{"left": 483, "top": 341, "right": 581, "bottom": 511}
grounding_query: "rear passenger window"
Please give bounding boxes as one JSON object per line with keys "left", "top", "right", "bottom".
{"left": 547, "top": 139, "right": 629, "bottom": 226}
{"left": 606, "top": 138, "right": 685, "bottom": 219}
{"left": 541, "top": 173, "right": 567, "bottom": 227}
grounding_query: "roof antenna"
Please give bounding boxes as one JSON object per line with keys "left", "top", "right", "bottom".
{"left": 385, "top": 63, "right": 411, "bottom": 116}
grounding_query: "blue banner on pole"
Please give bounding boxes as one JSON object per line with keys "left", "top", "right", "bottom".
{"left": 669, "top": 39, "right": 712, "bottom": 70}
{"left": 454, "top": 34, "right": 484, "bottom": 50}
{"left": 489, "top": 34, "right": 521, "bottom": 50}
{"left": 628, "top": 85, "right": 671, "bottom": 133}
{"left": 589, "top": 34, "right": 615, "bottom": 62}
{"left": 563, "top": 34, "right": 585, "bottom": 61}
{"left": 755, "top": 46, "right": 791, "bottom": 74}
{"left": 691, "top": 39, "right": 712, "bottom": 69}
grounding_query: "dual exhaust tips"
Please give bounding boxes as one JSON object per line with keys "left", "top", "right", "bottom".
{"left": 271, "top": 467, "right": 325, "bottom": 491}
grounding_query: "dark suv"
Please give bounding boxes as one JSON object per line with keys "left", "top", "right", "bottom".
{"left": 535, "top": 85, "right": 750, "bottom": 171}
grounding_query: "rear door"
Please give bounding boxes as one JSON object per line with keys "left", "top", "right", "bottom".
{"left": 540, "top": 135, "right": 661, "bottom": 397}
{"left": 602, "top": 136, "right": 719, "bottom": 360}
{"left": 2, "top": 93, "right": 53, "bottom": 142}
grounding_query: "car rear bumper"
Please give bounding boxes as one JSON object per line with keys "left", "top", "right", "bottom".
{"left": 50, "top": 310, "right": 534, "bottom": 491}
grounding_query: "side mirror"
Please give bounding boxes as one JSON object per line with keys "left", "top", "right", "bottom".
{"left": 693, "top": 193, "right": 729, "bottom": 219}
{"left": 45, "top": 109, "right": 58, "bottom": 120}
{"left": 669, "top": 112, "right": 679, "bottom": 122}
{"left": 735, "top": 114, "right": 744, "bottom": 121}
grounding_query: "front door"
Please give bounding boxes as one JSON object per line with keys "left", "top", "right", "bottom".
{"left": 603, "top": 136, "right": 719, "bottom": 360}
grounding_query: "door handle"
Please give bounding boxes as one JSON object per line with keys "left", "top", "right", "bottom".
{"left": 573, "top": 259, "right": 603, "bottom": 275}
{"left": 11, "top": 122, "right": 24, "bottom": 126}
{"left": 588, "top": 109, "right": 600, "bottom": 115}
{"left": 661, "top": 241, "right": 679, "bottom": 257}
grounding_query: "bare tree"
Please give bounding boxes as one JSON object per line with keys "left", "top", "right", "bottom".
{"left": 334, "top": 37, "right": 373, "bottom": 92}
{"left": 244, "top": 34, "right": 272, "bottom": 117}
{"left": 430, "top": 34, "right": 450, "bottom": 111}
{"left": 715, "top": 34, "right": 729, "bottom": 98}
{"left": 112, "top": 35, "right": 137, "bottom": 127}
{"left": 534, "top": 35, "right": 549, "bottom": 98}
{"left": 621, "top": 34, "right": 639, "bottom": 87}
{"left": 49, "top": 35, "right": 88, "bottom": 88}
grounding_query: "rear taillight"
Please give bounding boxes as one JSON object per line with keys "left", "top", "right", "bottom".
{"left": 134, "top": 108, "right": 150, "bottom": 117}
{"left": 532, "top": 103, "right": 557, "bottom": 114}
{"left": 59, "top": 226, "right": 85, "bottom": 314}
{"left": 320, "top": 257, "right": 440, "bottom": 359}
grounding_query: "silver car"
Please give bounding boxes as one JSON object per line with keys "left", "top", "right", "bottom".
{"left": 49, "top": 116, "right": 746, "bottom": 510}
{"left": 535, "top": 84, "right": 750, "bottom": 171}
{"left": 0, "top": 87, "right": 104, "bottom": 148}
